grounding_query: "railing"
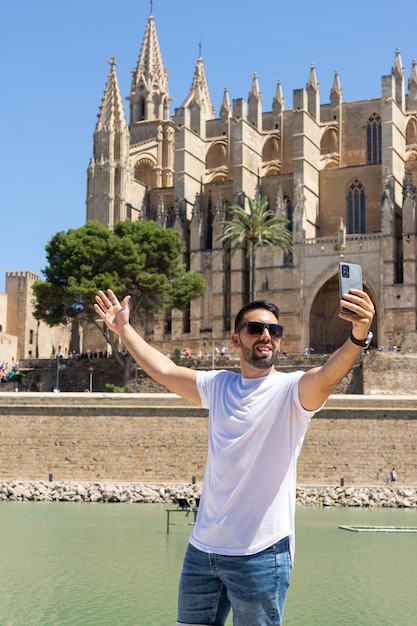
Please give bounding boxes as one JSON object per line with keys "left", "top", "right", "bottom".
{"left": 166, "top": 497, "right": 199, "bottom": 533}
{"left": 304, "top": 232, "right": 381, "bottom": 246}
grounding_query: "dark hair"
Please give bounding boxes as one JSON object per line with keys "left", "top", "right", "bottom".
{"left": 234, "top": 300, "right": 280, "bottom": 331}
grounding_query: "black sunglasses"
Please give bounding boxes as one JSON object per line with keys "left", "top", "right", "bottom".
{"left": 236, "top": 321, "right": 284, "bottom": 338}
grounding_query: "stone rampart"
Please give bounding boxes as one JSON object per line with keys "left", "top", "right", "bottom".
{"left": 0, "top": 393, "right": 416, "bottom": 485}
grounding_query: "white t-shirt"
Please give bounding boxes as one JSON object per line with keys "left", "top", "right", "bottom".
{"left": 190, "top": 369, "right": 319, "bottom": 561}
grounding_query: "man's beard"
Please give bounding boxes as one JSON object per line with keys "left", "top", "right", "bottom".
{"left": 240, "top": 341, "right": 279, "bottom": 370}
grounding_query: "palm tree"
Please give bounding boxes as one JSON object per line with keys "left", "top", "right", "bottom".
{"left": 218, "top": 194, "right": 292, "bottom": 301}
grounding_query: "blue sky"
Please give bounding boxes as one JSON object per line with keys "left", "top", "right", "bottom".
{"left": 1, "top": 0, "right": 416, "bottom": 292}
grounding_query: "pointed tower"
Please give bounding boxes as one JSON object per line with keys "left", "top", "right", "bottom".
{"left": 381, "top": 51, "right": 407, "bottom": 210}
{"left": 401, "top": 171, "right": 417, "bottom": 291}
{"left": 86, "top": 58, "right": 130, "bottom": 228}
{"left": 307, "top": 63, "right": 320, "bottom": 122}
{"left": 180, "top": 55, "right": 215, "bottom": 137}
{"left": 272, "top": 80, "right": 285, "bottom": 128}
{"left": 129, "top": 13, "right": 169, "bottom": 129}
{"left": 172, "top": 54, "right": 214, "bottom": 220}
{"left": 219, "top": 87, "right": 232, "bottom": 133}
{"left": 407, "top": 59, "right": 417, "bottom": 110}
{"left": 291, "top": 65, "right": 321, "bottom": 240}
{"left": 330, "top": 70, "right": 343, "bottom": 120}
{"left": 248, "top": 73, "right": 262, "bottom": 130}
{"left": 127, "top": 12, "right": 174, "bottom": 194}
{"left": 392, "top": 48, "right": 405, "bottom": 110}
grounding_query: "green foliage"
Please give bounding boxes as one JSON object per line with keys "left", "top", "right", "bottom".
{"left": 32, "top": 220, "right": 207, "bottom": 327}
{"left": 218, "top": 194, "right": 292, "bottom": 256}
{"left": 104, "top": 383, "right": 129, "bottom": 393}
{"left": 172, "top": 347, "right": 182, "bottom": 365}
{"left": 217, "top": 194, "right": 292, "bottom": 300}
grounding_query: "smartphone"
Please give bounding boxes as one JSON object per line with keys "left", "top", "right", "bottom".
{"left": 339, "top": 262, "right": 363, "bottom": 313}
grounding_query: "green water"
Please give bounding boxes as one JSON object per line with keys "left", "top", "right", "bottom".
{"left": 0, "top": 503, "right": 416, "bottom": 625}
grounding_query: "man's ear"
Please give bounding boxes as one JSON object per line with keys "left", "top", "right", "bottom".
{"left": 231, "top": 333, "right": 240, "bottom": 348}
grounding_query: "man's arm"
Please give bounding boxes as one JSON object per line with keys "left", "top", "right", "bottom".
{"left": 298, "top": 288, "right": 375, "bottom": 411}
{"left": 94, "top": 290, "right": 201, "bottom": 406}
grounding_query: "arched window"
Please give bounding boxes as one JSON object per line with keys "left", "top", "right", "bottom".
{"left": 367, "top": 113, "right": 381, "bottom": 164}
{"left": 262, "top": 135, "right": 280, "bottom": 162}
{"left": 347, "top": 179, "right": 366, "bottom": 233}
{"left": 206, "top": 141, "right": 228, "bottom": 170}
{"left": 320, "top": 127, "right": 338, "bottom": 156}
{"left": 134, "top": 158, "right": 155, "bottom": 188}
{"left": 137, "top": 95, "right": 146, "bottom": 121}
{"left": 406, "top": 118, "right": 417, "bottom": 146}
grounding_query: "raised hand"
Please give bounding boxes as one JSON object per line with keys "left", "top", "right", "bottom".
{"left": 94, "top": 289, "right": 131, "bottom": 336}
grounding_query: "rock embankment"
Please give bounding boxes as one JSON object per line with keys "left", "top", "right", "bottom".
{"left": 296, "top": 485, "right": 417, "bottom": 507}
{"left": 1, "top": 481, "right": 417, "bottom": 508}
{"left": 0, "top": 481, "right": 201, "bottom": 505}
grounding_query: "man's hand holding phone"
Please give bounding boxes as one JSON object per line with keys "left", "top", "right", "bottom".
{"left": 338, "top": 262, "right": 374, "bottom": 347}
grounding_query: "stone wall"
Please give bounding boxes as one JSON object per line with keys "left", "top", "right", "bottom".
{"left": 12, "top": 351, "right": 417, "bottom": 396}
{"left": 4, "top": 271, "right": 72, "bottom": 361}
{"left": 363, "top": 352, "right": 417, "bottom": 395}
{"left": 0, "top": 393, "right": 416, "bottom": 486}
{"left": 8, "top": 353, "right": 360, "bottom": 394}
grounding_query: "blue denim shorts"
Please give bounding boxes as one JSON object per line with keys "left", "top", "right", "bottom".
{"left": 177, "top": 536, "right": 292, "bottom": 626}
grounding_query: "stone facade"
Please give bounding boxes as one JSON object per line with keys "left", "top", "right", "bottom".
{"left": 85, "top": 13, "right": 417, "bottom": 356}
{"left": 0, "top": 271, "right": 71, "bottom": 362}
{"left": 0, "top": 291, "right": 17, "bottom": 364}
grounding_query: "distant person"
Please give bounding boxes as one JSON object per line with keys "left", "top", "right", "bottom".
{"left": 94, "top": 286, "right": 374, "bottom": 626}
{"left": 390, "top": 468, "right": 397, "bottom": 484}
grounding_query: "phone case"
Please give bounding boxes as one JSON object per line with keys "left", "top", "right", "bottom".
{"left": 339, "top": 262, "right": 363, "bottom": 313}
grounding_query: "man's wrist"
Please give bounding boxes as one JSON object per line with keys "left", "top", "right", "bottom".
{"left": 350, "top": 330, "right": 373, "bottom": 349}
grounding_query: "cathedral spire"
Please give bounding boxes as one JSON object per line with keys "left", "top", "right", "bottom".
{"left": 392, "top": 48, "right": 405, "bottom": 109}
{"left": 330, "top": 70, "right": 342, "bottom": 102}
{"left": 409, "top": 59, "right": 417, "bottom": 89}
{"left": 306, "top": 63, "right": 320, "bottom": 121}
{"left": 392, "top": 48, "right": 404, "bottom": 74}
{"left": 130, "top": 13, "right": 169, "bottom": 123}
{"left": 96, "top": 58, "right": 127, "bottom": 132}
{"left": 272, "top": 79, "right": 285, "bottom": 125}
{"left": 248, "top": 72, "right": 262, "bottom": 129}
{"left": 307, "top": 63, "right": 319, "bottom": 91}
{"left": 249, "top": 72, "right": 261, "bottom": 98}
{"left": 182, "top": 55, "right": 215, "bottom": 119}
{"left": 220, "top": 87, "right": 231, "bottom": 117}
{"left": 408, "top": 59, "right": 417, "bottom": 110}
{"left": 330, "top": 70, "right": 342, "bottom": 123}
{"left": 273, "top": 80, "right": 285, "bottom": 108}
{"left": 87, "top": 58, "right": 130, "bottom": 227}
{"left": 219, "top": 87, "right": 231, "bottom": 131}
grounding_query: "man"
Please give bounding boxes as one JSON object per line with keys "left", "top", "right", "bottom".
{"left": 94, "top": 287, "right": 374, "bottom": 626}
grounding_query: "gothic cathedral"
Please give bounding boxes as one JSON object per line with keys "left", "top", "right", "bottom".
{"left": 86, "top": 12, "right": 417, "bottom": 354}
